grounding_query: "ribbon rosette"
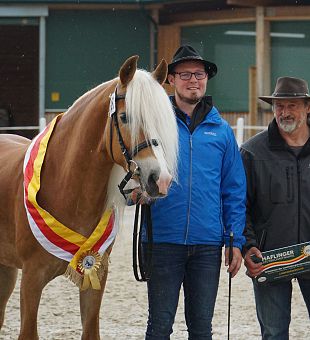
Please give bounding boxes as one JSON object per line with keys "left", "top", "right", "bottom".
{"left": 77, "top": 250, "right": 102, "bottom": 290}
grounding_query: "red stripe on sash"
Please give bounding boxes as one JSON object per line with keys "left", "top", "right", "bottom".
{"left": 24, "top": 128, "right": 48, "bottom": 188}
{"left": 93, "top": 212, "right": 115, "bottom": 252}
{"left": 25, "top": 198, "right": 80, "bottom": 255}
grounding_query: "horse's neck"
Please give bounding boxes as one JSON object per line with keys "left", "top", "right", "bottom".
{"left": 38, "top": 95, "right": 113, "bottom": 236}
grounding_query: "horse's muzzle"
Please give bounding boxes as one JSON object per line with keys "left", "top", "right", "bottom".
{"left": 145, "top": 171, "right": 172, "bottom": 198}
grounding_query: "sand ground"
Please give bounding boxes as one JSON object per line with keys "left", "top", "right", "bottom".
{"left": 1, "top": 207, "right": 309, "bottom": 339}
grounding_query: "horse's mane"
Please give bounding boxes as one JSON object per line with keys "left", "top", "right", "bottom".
{"left": 125, "top": 69, "right": 178, "bottom": 180}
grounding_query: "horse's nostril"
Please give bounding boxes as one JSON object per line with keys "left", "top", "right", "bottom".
{"left": 148, "top": 172, "right": 159, "bottom": 186}
{"left": 145, "top": 171, "right": 160, "bottom": 198}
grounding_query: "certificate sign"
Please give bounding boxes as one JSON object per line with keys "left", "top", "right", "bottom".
{"left": 254, "top": 241, "right": 310, "bottom": 284}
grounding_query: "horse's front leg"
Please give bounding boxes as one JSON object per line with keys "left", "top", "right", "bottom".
{"left": 0, "top": 264, "right": 18, "bottom": 330}
{"left": 19, "top": 264, "right": 46, "bottom": 340}
{"left": 18, "top": 260, "right": 56, "bottom": 340}
{"left": 79, "top": 267, "right": 108, "bottom": 340}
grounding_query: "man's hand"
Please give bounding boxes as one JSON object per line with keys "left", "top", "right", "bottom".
{"left": 244, "top": 247, "right": 263, "bottom": 278}
{"left": 225, "top": 247, "right": 242, "bottom": 278}
{"left": 126, "top": 187, "right": 154, "bottom": 205}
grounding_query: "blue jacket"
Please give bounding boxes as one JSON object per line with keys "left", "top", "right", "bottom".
{"left": 145, "top": 97, "right": 246, "bottom": 249}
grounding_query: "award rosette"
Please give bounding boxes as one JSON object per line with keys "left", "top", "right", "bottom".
{"left": 255, "top": 241, "right": 310, "bottom": 284}
{"left": 77, "top": 250, "right": 102, "bottom": 290}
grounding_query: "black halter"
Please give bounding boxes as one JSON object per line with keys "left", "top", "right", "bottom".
{"left": 109, "top": 88, "right": 158, "bottom": 199}
{"left": 109, "top": 87, "right": 154, "bottom": 282}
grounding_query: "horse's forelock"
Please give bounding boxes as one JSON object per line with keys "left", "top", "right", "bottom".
{"left": 125, "top": 70, "right": 178, "bottom": 179}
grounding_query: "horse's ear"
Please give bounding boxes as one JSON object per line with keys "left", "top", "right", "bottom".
{"left": 119, "top": 55, "right": 139, "bottom": 86}
{"left": 152, "top": 59, "right": 168, "bottom": 85}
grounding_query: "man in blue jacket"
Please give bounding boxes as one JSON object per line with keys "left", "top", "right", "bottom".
{"left": 142, "top": 45, "right": 246, "bottom": 339}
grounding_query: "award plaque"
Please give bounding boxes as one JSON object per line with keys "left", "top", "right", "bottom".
{"left": 253, "top": 241, "right": 310, "bottom": 283}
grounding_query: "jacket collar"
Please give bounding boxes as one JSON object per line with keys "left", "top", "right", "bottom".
{"left": 171, "top": 96, "right": 218, "bottom": 132}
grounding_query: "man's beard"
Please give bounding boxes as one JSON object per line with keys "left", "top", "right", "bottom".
{"left": 176, "top": 90, "right": 201, "bottom": 105}
{"left": 278, "top": 115, "right": 306, "bottom": 133}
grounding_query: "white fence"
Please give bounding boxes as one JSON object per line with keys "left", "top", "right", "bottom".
{"left": 232, "top": 117, "right": 267, "bottom": 146}
{"left": 1, "top": 115, "right": 265, "bottom": 146}
{"left": 0, "top": 117, "right": 47, "bottom": 133}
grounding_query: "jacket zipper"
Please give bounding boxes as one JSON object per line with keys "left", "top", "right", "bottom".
{"left": 184, "top": 135, "right": 193, "bottom": 243}
{"left": 286, "top": 167, "right": 291, "bottom": 200}
{"left": 297, "top": 159, "right": 301, "bottom": 242}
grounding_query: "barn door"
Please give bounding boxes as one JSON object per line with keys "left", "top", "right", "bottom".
{"left": 0, "top": 24, "right": 39, "bottom": 138}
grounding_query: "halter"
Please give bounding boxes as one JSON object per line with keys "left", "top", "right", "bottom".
{"left": 109, "top": 87, "right": 159, "bottom": 199}
{"left": 109, "top": 87, "right": 155, "bottom": 281}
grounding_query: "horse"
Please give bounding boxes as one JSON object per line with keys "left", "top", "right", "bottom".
{"left": 0, "top": 55, "right": 178, "bottom": 339}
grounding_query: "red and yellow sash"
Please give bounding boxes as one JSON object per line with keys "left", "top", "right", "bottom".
{"left": 23, "top": 114, "right": 118, "bottom": 290}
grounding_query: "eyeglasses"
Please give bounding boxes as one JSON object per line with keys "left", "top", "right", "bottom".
{"left": 173, "top": 71, "right": 207, "bottom": 81}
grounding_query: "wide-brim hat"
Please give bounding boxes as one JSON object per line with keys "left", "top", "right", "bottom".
{"left": 166, "top": 45, "right": 217, "bottom": 83}
{"left": 259, "top": 76, "right": 310, "bottom": 104}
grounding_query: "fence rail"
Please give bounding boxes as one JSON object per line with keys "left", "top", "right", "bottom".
{"left": 0, "top": 118, "right": 47, "bottom": 133}
{"left": 231, "top": 117, "right": 267, "bottom": 146}
{"left": 0, "top": 126, "right": 39, "bottom": 131}
{"left": 1, "top": 111, "right": 271, "bottom": 145}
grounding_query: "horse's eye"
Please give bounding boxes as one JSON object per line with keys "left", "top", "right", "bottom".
{"left": 120, "top": 112, "right": 127, "bottom": 124}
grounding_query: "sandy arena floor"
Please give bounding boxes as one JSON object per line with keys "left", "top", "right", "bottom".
{"left": 1, "top": 207, "right": 309, "bottom": 339}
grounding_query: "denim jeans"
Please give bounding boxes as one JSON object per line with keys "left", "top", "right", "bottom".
{"left": 253, "top": 277, "right": 310, "bottom": 340}
{"left": 143, "top": 243, "right": 222, "bottom": 340}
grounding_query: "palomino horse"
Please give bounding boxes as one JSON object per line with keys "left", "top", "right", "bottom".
{"left": 0, "top": 56, "right": 178, "bottom": 339}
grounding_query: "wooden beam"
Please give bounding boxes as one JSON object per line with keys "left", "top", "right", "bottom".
{"left": 249, "top": 66, "right": 257, "bottom": 138}
{"left": 160, "top": 8, "right": 255, "bottom": 26}
{"left": 150, "top": 9, "right": 159, "bottom": 69}
{"left": 256, "top": 6, "right": 270, "bottom": 125}
{"left": 227, "top": 0, "right": 304, "bottom": 6}
{"left": 266, "top": 6, "right": 310, "bottom": 20}
{"left": 157, "top": 25, "right": 181, "bottom": 94}
{"left": 159, "top": 5, "right": 310, "bottom": 26}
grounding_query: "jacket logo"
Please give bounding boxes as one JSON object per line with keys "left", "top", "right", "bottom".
{"left": 204, "top": 131, "right": 217, "bottom": 136}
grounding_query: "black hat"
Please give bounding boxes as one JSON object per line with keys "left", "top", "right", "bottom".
{"left": 167, "top": 45, "right": 217, "bottom": 81}
{"left": 259, "top": 77, "right": 310, "bottom": 104}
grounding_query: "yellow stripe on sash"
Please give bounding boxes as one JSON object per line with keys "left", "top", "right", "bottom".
{"left": 27, "top": 115, "right": 86, "bottom": 247}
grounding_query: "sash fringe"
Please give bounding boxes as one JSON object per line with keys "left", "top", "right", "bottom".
{"left": 64, "top": 266, "right": 83, "bottom": 288}
{"left": 98, "top": 252, "right": 110, "bottom": 279}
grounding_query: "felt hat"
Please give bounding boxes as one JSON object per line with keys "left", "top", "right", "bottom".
{"left": 259, "top": 77, "right": 310, "bottom": 104}
{"left": 167, "top": 45, "right": 217, "bottom": 81}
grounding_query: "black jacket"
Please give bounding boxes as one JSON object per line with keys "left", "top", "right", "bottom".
{"left": 240, "top": 119, "right": 310, "bottom": 255}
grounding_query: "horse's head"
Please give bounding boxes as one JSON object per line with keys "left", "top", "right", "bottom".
{"left": 105, "top": 56, "right": 178, "bottom": 199}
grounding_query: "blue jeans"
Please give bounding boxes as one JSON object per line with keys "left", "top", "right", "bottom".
{"left": 253, "top": 277, "right": 310, "bottom": 340}
{"left": 144, "top": 243, "right": 222, "bottom": 340}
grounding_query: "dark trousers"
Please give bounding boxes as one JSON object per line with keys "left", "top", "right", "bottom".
{"left": 254, "top": 277, "right": 310, "bottom": 340}
{"left": 144, "top": 243, "right": 222, "bottom": 340}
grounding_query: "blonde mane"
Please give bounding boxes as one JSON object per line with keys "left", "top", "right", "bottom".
{"left": 125, "top": 69, "right": 178, "bottom": 180}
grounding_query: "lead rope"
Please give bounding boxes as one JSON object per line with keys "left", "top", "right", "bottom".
{"left": 133, "top": 203, "right": 153, "bottom": 281}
